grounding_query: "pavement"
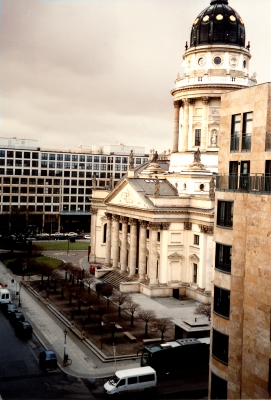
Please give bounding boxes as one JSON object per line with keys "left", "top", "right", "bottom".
{"left": 0, "top": 252, "right": 205, "bottom": 382}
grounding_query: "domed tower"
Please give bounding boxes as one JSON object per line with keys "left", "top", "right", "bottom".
{"left": 170, "top": 0, "right": 256, "bottom": 173}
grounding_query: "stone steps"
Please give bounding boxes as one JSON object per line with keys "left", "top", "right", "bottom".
{"left": 100, "top": 270, "right": 137, "bottom": 291}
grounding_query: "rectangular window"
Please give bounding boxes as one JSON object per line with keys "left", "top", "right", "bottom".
{"left": 86, "top": 163, "right": 92, "bottom": 170}
{"left": 122, "top": 157, "right": 128, "bottom": 164}
{"left": 16, "top": 151, "right": 22, "bottom": 158}
{"left": 64, "top": 162, "right": 70, "bottom": 169}
{"left": 41, "top": 161, "right": 48, "bottom": 168}
{"left": 215, "top": 243, "right": 232, "bottom": 273}
{"left": 115, "top": 164, "right": 121, "bottom": 171}
{"left": 49, "top": 153, "right": 55, "bottom": 160}
{"left": 64, "top": 180, "right": 70, "bottom": 185}
{"left": 54, "top": 179, "right": 60, "bottom": 185}
{"left": 229, "top": 161, "right": 238, "bottom": 190}
{"left": 0, "top": 150, "right": 5, "bottom": 157}
{"left": 53, "top": 206, "right": 59, "bottom": 212}
{"left": 217, "top": 201, "right": 233, "bottom": 227}
{"left": 32, "top": 152, "right": 39, "bottom": 159}
{"left": 195, "top": 129, "right": 201, "bottom": 146}
{"left": 32, "top": 161, "right": 38, "bottom": 167}
{"left": 94, "top": 164, "right": 99, "bottom": 170}
{"left": 6, "top": 159, "right": 13, "bottom": 166}
{"left": 7, "top": 151, "right": 13, "bottom": 157}
{"left": 136, "top": 158, "right": 141, "bottom": 165}
{"left": 230, "top": 114, "right": 241, "bottom": 152}
{"left": 79, "top": 155, "right": 85, "bottom": 162}
{"left": 239, "top": 161, "right": 250, "bottom": 190}
{"left": 41, "top": 153, "right": 48, "bottom": 160}
{"left": 193, "top": 264, "right": 197, "bottom": 284}
{"left": 65, "top": 154, "right": 71, "bottom": 161}
{"left": 212, "top": 328, "right": 229, "bottom": 364}
{"left": 71, "top": 171, "right": 77, "bottom": 177}
{"left": 24, "top": 152, "right": 30, "bottom": 159}
{"left": 72, "top": 163, "right": 78, "bottom": 169}
{"left": 94, "top": 156, "right": 99, "bottom": 162}
{"left": 57, "top": 154, "right": 63, "bottom": 161}
{"left": 87, "top": 156, "right": 92, "bottom": 162}
{"left": 49, "top": 162, "right": 55, "bottom": 168}
{"left": 194, "top": 234, "right": 199, "bottom": 245}
{"left": 115, "top": 157, "right": 121, "bottom": 164}
{"left": 242, "top": 112, "right": 253, "bottom": 152}
{"left": 72, "top": 155, "right": 78, "bottom": 162}
{"left": 100, "top": 164, "right": 106, "bottom": 170}
{"left": 57, "top": 162, "right": 63, "bottom": 168}
{"left": 211, "top": 373, "right": 227, "bottom": 400}
{"left": 122, "top": 165, "right": 127, "bottom": 171}
{"left": 214, "top": 286, "right": 230, "bottom": 318}
{"left": 53, "top": 197, "right": 59, "bottom": 203}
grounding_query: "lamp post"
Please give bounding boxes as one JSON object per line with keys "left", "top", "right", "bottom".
{"left": 18, "top": 282, "right": 22, "bottom": 307}
{"left": 63, "top": 328, "right": 68, "bottom": 362}
{"left": 100, "top": 321, "right": 104, "bottom": 349}
{"left": 67, "top": 238, "right": 70, "bottom": 255}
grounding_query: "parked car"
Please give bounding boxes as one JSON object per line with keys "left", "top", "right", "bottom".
{"left": 90, "top": 264, "right": 102, "bottom": 275}
{"left": 84, "top": 234, "right": 91, "bottom": 239}
{"left": 15, "top": 321, "right": 33, "bottom": 339}
{"left": 66, "top": 232, "right": 77, "bottom": 237}
{"left": 39, "top": 350, "right": 58, "bottom": 369}
{"left": 10, "top": 311, "right": 25, "bottom": 326}
{"left": 54, "top": 234, "right": 66, "bottom": 240}
{"left": 3, "top": 303, "right": 18, "bottom": 317}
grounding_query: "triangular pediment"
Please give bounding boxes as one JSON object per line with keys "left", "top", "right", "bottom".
{"left": 168, "top": 252, "right": 184, "bottom": 260}
{"left": 106, "top": 180, "right": 150, "bottom": 209}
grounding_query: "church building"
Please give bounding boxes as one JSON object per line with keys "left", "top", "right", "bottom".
{"left": 90, "top": 0, "right": 256, "bottom": 303}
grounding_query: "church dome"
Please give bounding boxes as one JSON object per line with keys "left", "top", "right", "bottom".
{"left": 190, "top": 0, "right": 245, "bottom": 48}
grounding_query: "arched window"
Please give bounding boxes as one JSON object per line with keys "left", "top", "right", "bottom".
{"left": 103, "top": 223, "right": 107, "bottom": 243}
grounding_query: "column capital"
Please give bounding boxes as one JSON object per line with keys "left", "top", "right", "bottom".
{"left": 161, "top": 222, "right": 170, "bottom": 230}
{"left": 173, "top": 100, "right": 181, "bottom": 108}
{"left": 188, "top": 98, "right": 195, "bottom": 105}
{"left": 105, "top": 212, "right": 112, "bottom": 220}
{"left": 120, "top": 216, "right": 128, "bottom": 223}
{"left": 139, "top": 220, "right": 148, "bottom": 228}
{"left": 148, "top": 222, "right": 161, "bottom": 231}
{"left": 91, "top": 207, "right": 98, "bottom": 215}
{"left": 183, "top": 98, "right": 190, "bottom": 107}
{"left": 198, "top": 224, "right": 213, "bottom": 234}
{"left": 129, "top": 218, "right": 137, "bottom": 226}
{"left": 112, "top": 214, "right": 120, "bottom": 222}
{"left": 201, "top": 96, "right": 209, "bottom": 104}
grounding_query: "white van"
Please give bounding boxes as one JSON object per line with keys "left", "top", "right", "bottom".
{"left": 0, "top": 289, "right": 11, "bottom": 304}
{"left": 104, "top": 366, "right": 157, "bottom": 396}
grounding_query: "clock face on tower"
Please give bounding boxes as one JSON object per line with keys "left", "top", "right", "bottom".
{"left": 198, "top": 57, "right": 206, "bottom": 66}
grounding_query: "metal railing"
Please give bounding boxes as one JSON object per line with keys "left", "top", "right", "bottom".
{"left": 216, "top": 174, "right": 271, "bottom": 193}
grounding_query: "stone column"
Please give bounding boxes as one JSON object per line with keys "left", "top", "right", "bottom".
{"left": 172, "top": 101, "right": 181, "bottom": 153}
{"left": 112, "top": 214, "right": 120, "bottom": 269}
{"left": 104, "top": 213, "right": 112, "bottom": 266}
{"left": 120, "top": 216, "right": 128, "bottom": 273}
{"left": 90, "top": 208, "right": 98, "bottom": 255}
{"left": 188, "top": 99, "right": 195, "bottom": 149}
{"left": 148, "top": 222, "right": 160, "bottom": 285}
{"left": 181, "top": 99, "right": 189, "bottom": 151}
{"left": 138, "top": 220, "right": 147, "bottom": 282}
{"left": 129, "top": 218, "right": 138, "bottom": 277}
{"left": 201, "top": 96, "right": 209, "bottom": 151}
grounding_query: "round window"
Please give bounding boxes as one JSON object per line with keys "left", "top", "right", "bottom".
{"left": 199, "top": 184, "right": 205, "bottom": 191}
{"left": 229, "top": 15, "right": 236, "bottom": 22}
{"left": 198, "top": 57, "right": 205, "bottom": 66}
{"left": 214, "top": 56, "right": 222, "bottom": 65}
{"left": 203, "top": 15, "right": 209, "bottom": 22}
{"left": 216, "top": 14, "right": 223, "bottom": 21}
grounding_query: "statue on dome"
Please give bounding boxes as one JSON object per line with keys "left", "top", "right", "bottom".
{"left": 154, "top": 176, "right": 160, "bottom": 196}
{"left": 151, "top": 150, "right": 159, "bottom": 163}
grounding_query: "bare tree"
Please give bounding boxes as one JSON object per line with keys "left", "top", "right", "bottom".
{"left": 124, "top": 300, "right": 141, "bottom": 327}
{"left": 153, "top": 318, "right": 174, "bottom": 341}
{"left": 82, "top": 271, "right": 93, "bottom": 294}
{"left": 111, "top": 293, "right": 131, "bottom": 317}
{"left": 194, "top": 303, "right": 211, "bottom": 321}
{"left": 96, "top": 283, "right": 113, "bottom": 307}
{"left": 138, "top": 309, "right": 156, "bottom": 337}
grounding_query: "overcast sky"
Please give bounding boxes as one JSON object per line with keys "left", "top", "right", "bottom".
{"left": 0, "top": 0, "right": 270, "bottom": 153}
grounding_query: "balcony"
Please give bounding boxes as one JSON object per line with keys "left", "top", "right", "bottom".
{"left": 241, "top": 134, "right": 251, "bottom": 152}
{"left": 216, "top": 174, "right": 271, "bottom": 193}
{"left": 230, "top": 135, "right": 239, "bottom": 152}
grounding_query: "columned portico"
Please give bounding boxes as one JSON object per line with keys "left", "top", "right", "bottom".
{"left": 104, "top": 213, "right": 112, "bottom": 266}
{"left": 120, "top": 216, "right": 128, "bottom": 273}
{"left": 112, "top": 214, "right": 120, "bottom": 269}
{"left": 148, "top": 222, "right": 160, "bottom": 285}
{"left": 129, "top": 218, "right": 137, "bottom": 277}
{"left": 138, "top": 220, "right": 147, "bottom": 281}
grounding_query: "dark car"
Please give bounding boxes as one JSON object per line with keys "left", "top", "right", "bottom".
{"left": 3, "top": 303, "right": 18, "bottom": 317}
{"left": 39, "top": 350, "right": 58, "bottom": 370}
{"left": 15, "top": 321, "right": 33, "bottom": 339}
{"left": 10, "top": 311, "right": 25, "bottom": 325}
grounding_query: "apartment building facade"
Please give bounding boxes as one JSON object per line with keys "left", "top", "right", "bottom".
{"left": 210, "top": 83, "right": 271, "bottom": 399}
{"left": 0, "top": 137, "right": 148, "bottom": 235}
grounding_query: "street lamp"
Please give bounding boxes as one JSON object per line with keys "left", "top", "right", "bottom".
{"left": 63, "top": 328, "right": 68, "bottom": 362}
{"left": 18, "top": 282, "right": 22, "bottom": 307}
{"left": 67, "top": 238, "right": 70, "bottom": 255}
{"left": 100, "top": 321, "right": 104, "bottom": 349}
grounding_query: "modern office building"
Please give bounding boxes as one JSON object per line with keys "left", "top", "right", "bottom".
{"left": 0, "top": 137, "right": 149, "bottom": 235}
{"left": 210, "top": 83, "right": 271, "bottom": 399}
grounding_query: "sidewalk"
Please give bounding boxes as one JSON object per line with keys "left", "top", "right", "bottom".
{"left": 0, "top": 257, "right": 203, "bottom": 380}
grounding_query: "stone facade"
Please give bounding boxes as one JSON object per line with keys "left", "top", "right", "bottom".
{"left": 210, "top": 83, "right": 271, "bottom": 399}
